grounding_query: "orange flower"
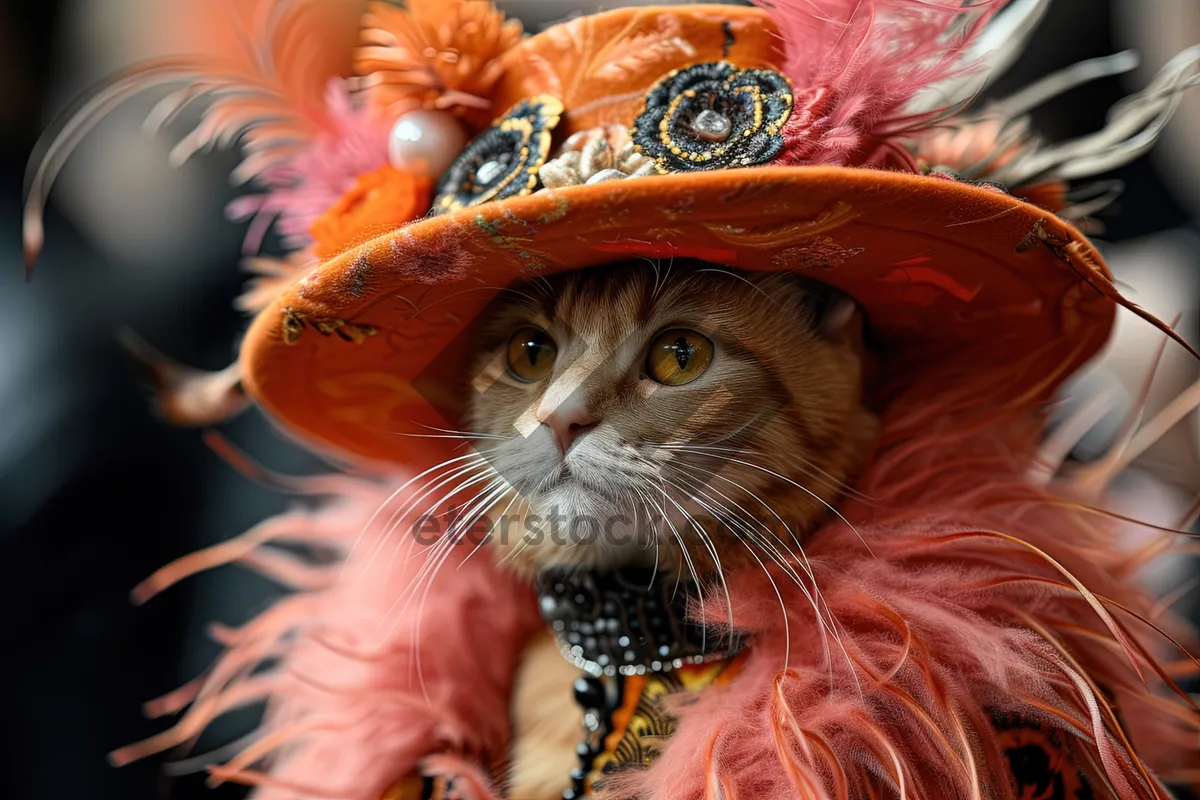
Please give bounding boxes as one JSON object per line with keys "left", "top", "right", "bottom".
{"left": 309, "top": 165, "right": 432, "bottom": 259}
{"left": 354, "top": 0, "right": 523, "bottom": 129}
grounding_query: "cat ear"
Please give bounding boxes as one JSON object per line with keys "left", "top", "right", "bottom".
{"left": 818, "top": 295, "right": 859, "bottom": 340}
{"left": 803, "top": 282, "right": 860, "bottom": 342}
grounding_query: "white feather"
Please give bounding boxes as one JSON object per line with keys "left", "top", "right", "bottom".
{"left": 990, "top": 45, "right": 1200, "bottom": 186}
{"left": 905, "top": 0, "right": 1055, "bottom": 115}
{"left": 994, "top": 51, "right": 1141, "bottom": 119}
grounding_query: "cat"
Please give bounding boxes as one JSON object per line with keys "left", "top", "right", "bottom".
{"left": 467, "top": 260, "right": 877, "bottom": 578}
{"left": 464, "top": 261, "right": 879, "bottom": 798}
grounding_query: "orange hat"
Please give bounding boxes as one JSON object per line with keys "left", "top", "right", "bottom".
{"left": 25, "top": 0, "right": 1200, "bottom": 466}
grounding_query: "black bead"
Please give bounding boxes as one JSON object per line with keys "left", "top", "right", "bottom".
{"left": 573, "top": 676, "right": 605, "bottom": 709}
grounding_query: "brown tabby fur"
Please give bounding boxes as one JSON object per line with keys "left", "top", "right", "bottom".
{"left": 467, "top": 262, "right": 878, "bottom": 798}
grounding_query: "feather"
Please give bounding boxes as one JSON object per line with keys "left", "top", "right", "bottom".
{"left": 117, "top": 329, "right": 248, "bottom": 426}
{"left": 752, "top": 0, "right": 1014, "bottom": 166}
{"left": 110, "top": 364, "right": 1200, "bottom": 799}
{"left": 989, "top": 45, "right": 1200, "bottom": 187}
{"left": 613, "top": 393, "right": 1200, "bottom": 799}
{"left": 113, "top": 467, "right": 541, "bottom": 800}
{"left": 909, "top": 46, "right": 1198, "bottom": 221}
{"left": 906, "top": 0, "right": 1054, "bottom": 116}
{"left": 22, "top": 0, "right": 362, "bottom": 273}
{"left": 993, "top": 51, "right": 1141, "bottom": 121}
{"left": 352, "top": 0, "right": 522, "bottom": 128}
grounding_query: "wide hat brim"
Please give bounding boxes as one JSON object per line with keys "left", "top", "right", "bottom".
{"left": 241, "top": 165, "right": 1117, "bottom": 466}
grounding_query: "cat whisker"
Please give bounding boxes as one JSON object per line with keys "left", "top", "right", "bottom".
{"left": 373, "top": 467, "right": 502, "bottom": 631}
{"left": 681, "top": 467, "right": 834, "bottom": 626}
{"left": 663, "top": 474, "right": 794, "bottom": 669}
{"left": 639, "top": 487, "right": 711, "bottom": 648}
{"left": 653, "top": 256, "right": 676, "bottom": 303}
{"left": 412, "top": 422, "right": 509, "bottom": 439}
{"left": 770, "top": 449, "right": 878, "bottom": 503}
{"left": 399, "top": 431, "right": 508, "bottom": 442}
{"left": 347, "top": 452, "right": 493, "bottom": 585}
{"left": 630, "top": 486, "right": 669, "bottom": 597}
{"left": 411, "top": 479, "right": 511, "bottom": 702}
{"left": 374, "top": 469, "right": 505, "bottom": 645}
{"left": 676, "top": 450, "right": 875, "bottom": 558}
{"left": 662, "top": 464, "right": 859, "bottom": 686}
{"left": 705, "top": 413, "right": 766, "bottom": 448}
{"left": 349, "top": 451, "right": 490, "bottom": 561}
{"left": 632, "top": 485, "right": 685, "bottom": 603}
{"left": 634, "top": 256, "right": 669, "bottom": 302}
{"left": 664, "top": 461, "right": 817, "bottom": 586}
{"left": 657, "top": 442, "right": 872, "bottom": 503}
{"left": 376, "top": 458, "right": 496, "bottom": 567}
{"left": 655, "top": 442, "right": 764, "bottom": 455}
{"left": 528, "top": 273, "right": 556, "bottom": 301}
{"left": 695, "top": 267, "right": 785, "bottom": 310}
{"left": 686, "top": 485, "right": 867, "bottom": 694}
{"left": 651, "top": 480, "right": 739, "bottom": 652}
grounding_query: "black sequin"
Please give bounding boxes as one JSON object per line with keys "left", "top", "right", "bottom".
{"left": 631, "top": 61, "right": 793, "bottom": 174}
{"left": 535, "top": 567, "right": 741, "bottom": 675}
{"left": 432, "top": 94, "right": 563, "bottom": 215}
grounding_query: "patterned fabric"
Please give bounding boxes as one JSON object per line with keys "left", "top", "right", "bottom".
{"left": 587, "top": 659, "right": 742, "bottom": 792}
{"left": 996, "top": 716, "right": 1095, "bottom": 800}
{"left": 383, "top": 682, "right": 1103, "bottom": 800}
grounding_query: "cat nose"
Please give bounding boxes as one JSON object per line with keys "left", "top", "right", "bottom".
{"left": 538, "top": 395, "right": 596, "bottom": 454}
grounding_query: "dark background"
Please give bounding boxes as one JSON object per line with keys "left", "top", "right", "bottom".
{"left": 1, "top": 1, "right": 1197, "bottom": 799}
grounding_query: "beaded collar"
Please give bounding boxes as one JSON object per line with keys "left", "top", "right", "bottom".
{"left": 533, "top": 568, "right": 746, "bottom": 799}
{"left": 535, "top": 567, "right": 743, "bottom": 677}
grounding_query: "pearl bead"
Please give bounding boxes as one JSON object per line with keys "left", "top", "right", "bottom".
{"left": 692, "top": 109, "right": 732, "bottom": 142}
{"left": 387, "top": 110, "right": 467, "bottom": 179}
{"left": 475, "top": 159, "right": 506, "bottom": 185}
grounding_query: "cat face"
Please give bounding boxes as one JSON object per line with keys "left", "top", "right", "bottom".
{"left": 465, "top": 261, "right": 876, "bottom": 575}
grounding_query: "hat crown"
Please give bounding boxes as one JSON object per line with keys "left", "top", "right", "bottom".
{"left": 492, "top": 5, "right": 783, "bottom": 138}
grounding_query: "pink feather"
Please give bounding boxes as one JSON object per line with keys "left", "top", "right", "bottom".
{"left": 112, "top": 471, "right": 539, "bottom": 800}
{"left": 115, "top": 380, "right": 1200, "bottom": 799}
{"left": 752, "top": 0, "right": 1012, "bottom": 166}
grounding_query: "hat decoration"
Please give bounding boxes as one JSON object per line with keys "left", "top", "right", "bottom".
{"left": 631, "top": 61, "right": 796, "bottom": 172}
{"left": 22, "top": 0, "right": 1200, "bottom": 444}
{"left": 431, "top": 94, "right": 564, "bottom": 214}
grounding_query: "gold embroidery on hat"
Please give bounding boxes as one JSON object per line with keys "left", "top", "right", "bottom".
{"left": 632, "top": 62, "right": 793, "bottom": 174}
{"left": 432, "top": 95, "right": 563, "bottom": 215}
{"left": 280, "top": 308, "right": 379, "bottom": 345}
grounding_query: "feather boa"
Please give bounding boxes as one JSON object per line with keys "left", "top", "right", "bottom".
{"left": 115, "top": 385, "right": 1200, "bottom": 799}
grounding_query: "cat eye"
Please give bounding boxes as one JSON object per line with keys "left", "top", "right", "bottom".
{"left": 646, "top": 329, "right": 714, "bottom": 386}
{"left": 506, "top": 326, "right": 558, "bottom": 383}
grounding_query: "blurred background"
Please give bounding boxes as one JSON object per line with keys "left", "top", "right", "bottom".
{"left": 1, "top": 1, "right": 1197, "bottom": 798}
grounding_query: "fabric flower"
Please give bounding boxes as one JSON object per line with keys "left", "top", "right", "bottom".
{"left": 431, "top": 96, "right": 562, "bottom": 215}
{"left": 631, "top": 61, "right": 794, "bottom": 173}
{"left": 309, "top": 165, "right": 433, "bottom": 259}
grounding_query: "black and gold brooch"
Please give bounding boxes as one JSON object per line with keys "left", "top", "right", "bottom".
{"left": 631, "top": 62, "right": 794, "bottom": 174}
{"left": 432, "top": 95, "right": 563, "bottom": 215}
